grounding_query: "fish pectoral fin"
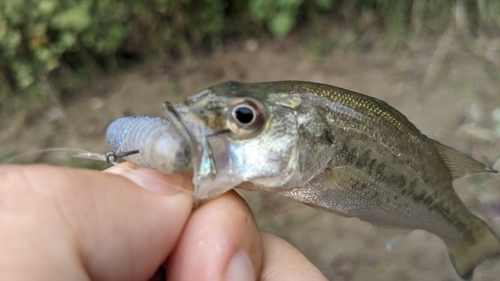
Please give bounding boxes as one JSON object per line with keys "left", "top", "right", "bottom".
{"left": 372, "top": 225, "right": 412, "bottom": 252}
{"left": 428, "top": 139, "right": 497, "bottom": 180}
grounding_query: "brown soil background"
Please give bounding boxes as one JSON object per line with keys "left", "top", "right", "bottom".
{"left": 3, "top": 33, "right": 500, "bottom": 280}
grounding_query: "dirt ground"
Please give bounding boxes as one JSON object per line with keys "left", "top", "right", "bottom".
{"left": 3, "top": 31, "right": 500, "bottom": 280}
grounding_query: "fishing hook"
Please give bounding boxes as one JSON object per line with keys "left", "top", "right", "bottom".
{"left": 105, "top": 149, "right": 140, "bottom": 163}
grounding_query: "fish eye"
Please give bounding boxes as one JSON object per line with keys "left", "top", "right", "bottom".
{"left": 227, "top": 100, "right": 265, "bottom": 136}
{"left": 232, "top": 105, "right": 256, "bottom": 125}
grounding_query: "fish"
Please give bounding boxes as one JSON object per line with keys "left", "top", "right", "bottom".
{"left": 105, "top": 81, "right": 500, "bottom": 280}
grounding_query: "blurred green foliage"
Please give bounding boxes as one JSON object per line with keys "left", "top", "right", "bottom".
{"left": 249, "top": 0, "right": 335, "bottom": 38}
{"left": 1, "top": 0, "right": 500, "bottom": 112}
{"left": 0, "top": 0, "right": 228, "bottom": 111}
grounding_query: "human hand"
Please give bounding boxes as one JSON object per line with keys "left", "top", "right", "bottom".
{"left": 0, "top": 163, "right": 327, "bottom": 281}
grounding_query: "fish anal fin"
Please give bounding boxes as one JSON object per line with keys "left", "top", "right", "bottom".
{"left": 428, "top": 139, "right": 497, "bottom": 180}
{"left": 447, "top": 225, "right": 500, "bottom": 280}
{"left": 372, "top": 225, "right": 412, "bottom": 252}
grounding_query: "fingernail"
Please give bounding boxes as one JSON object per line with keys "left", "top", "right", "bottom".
{"left": 122, "top": 169, "right": 184, "bottom": 196}
{"left": 226, "top": 251, "right": 255, "bottom": 281}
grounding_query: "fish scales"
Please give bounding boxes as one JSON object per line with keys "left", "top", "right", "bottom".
{"left": 296, "top": 84, "right": 477, "bottom": 238}
{"left": 106, "top": 80, "right": 500, "bottom": 280}
{"left": 273, "top": 82, "right": 498, "bottom": 279}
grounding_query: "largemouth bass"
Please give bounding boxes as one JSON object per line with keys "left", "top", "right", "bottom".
{"left": 105, "top": 81, "right": 500, "bottom": 280}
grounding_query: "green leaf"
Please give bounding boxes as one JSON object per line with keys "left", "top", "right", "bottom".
{"left": 12, "top": 61, "right": 34, "bottom": 89}
{"left": 269, "top": 11, "right": 295, "bottom": 37}
{"left": 51, "top": 4, "right": 91, "bottom": 32}
{"left": 1, "top": 30, "right": 22, "bottom": 57}
{"left": 278, "top": 0, "right": 302, "bottom": 8}
{"left": 38, "top": 0, "right": 59, "bottom": 16}
{"left": 316, "top": 0, "right": 334, "bottom": 10}
{"left": 250, "top": 0, "right": 274, "bottom": 21}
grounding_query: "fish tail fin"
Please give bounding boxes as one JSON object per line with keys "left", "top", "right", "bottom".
{"left": 447, "top": 225, "right": 500, "bottom": 280}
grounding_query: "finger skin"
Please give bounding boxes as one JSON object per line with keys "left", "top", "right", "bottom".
{"left": 103, "top": 162, "right": 141, "bottom": 174}
{"left": 166, "top": 190, "right": 263, "bottom": 281}
{"left": 0, "top": 164, "right": 328, "bottom": 281}
{"left": 260, "top": 231, "right": 328, "bottom": 281}
{"left": 0, "top": 165, "right": 193, "bottom": 281}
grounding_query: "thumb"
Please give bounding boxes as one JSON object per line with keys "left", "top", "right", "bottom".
{"left": 0, "top": 165, "right": 193, "bottom": 281}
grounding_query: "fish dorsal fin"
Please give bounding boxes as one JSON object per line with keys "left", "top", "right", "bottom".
{"left": 372, "top": 225, "right": 412, "bottom": 251}
{"left": 428, "top": 139, "right": 497, "bottom": 180}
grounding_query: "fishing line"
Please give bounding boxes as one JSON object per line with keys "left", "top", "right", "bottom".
{"left": 3, "top": 147, "right": 98, "bottom": 163}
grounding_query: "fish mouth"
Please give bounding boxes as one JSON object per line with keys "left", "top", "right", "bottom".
{"left": 162, "top": 101, "right": 200, "bottom": 163}
{"left": 162, "top": 100, "right": 242, "bottom": 200}
{"left": 162, "top": 100, "right": 218, "bottom": 177}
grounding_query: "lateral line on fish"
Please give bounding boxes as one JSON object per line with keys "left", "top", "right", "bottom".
{"left": 347, "top": 138, "right": 429, "bottom": 191}
{"left": 338, "top": 131, "right": 475, "bottom": 238}
{"left": 338, "top": 138, "right": 475, "bottom": 240}
{"left": 331, "top": 122, "right": 427, "bottom": 177}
